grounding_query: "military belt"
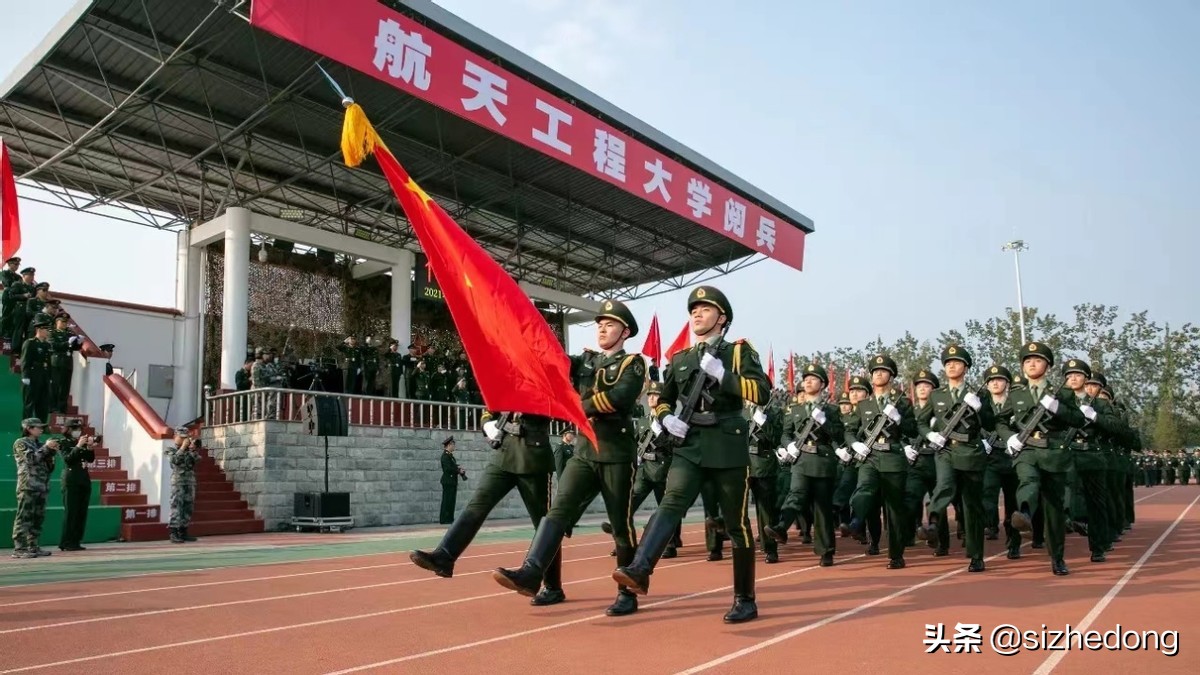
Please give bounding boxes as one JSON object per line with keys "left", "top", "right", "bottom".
{"left": 947, "top": 431, "right": 971, "bottom": 443}
{"left": 799, "top": 443, "right": 820, "bottom": 455}
{"left": 1071, "top": 443, "right": 1093, "bottom": 452}
{"left": 871, "top": 442, "right": 893, "bottom": 451}
{"left": 690, "top": 411, "right": 718, "bottom": 426}
{"left": 642, "top": 452, "right": 660, "bottom": 462}
{"left": 501, "top": 422, "right": 523, "bottom": 436}
{"left": 749, "top": 448, "right": 773, "bottom": 457}
{"left": 918, "top": 446, "right": 937, "bottom": 456}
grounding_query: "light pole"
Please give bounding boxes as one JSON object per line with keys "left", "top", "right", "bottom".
{"left": 1002, "top": 240, "right": 1029, "bottom": 344}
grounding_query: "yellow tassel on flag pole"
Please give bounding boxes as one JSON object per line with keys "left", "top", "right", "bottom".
{"left": 340, "top": 101, "right": 387, "bottom": 168}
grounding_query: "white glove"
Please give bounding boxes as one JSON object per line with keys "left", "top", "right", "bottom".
{"left": 775, "top": 447, "right": 789, "bottom": 462}
{"left": 852, "top": 441, "right": 871, "bottom": 459}
{"left": 982, "top": 439, "right": 993, "bottom": 455}
{"left": 811, "top": 407, "right": 827, "bottom": 426}
{"left": 483, "top": 420, "right": 500, "bottom": 441}
{"left": 21, "top": 378, "right": 30, "bottom": 386}
{"left": 68, "top": 335, "right": 82, "bottom": 347}
{"left": 835, "top": 447, "right": 853, "bottom": 463}
{"left": 1006, "top": 435, "right": 1024, "bottom": 457}
{"left": 883, "top": 404, "right": 900, "bottom": 423}
{"left": 1080, "top": 405, "right": 1097, "bottom": 422}
{"left": 650, "top": 419, "right": 663, "bottom": 436}
{"left": 926, "top": 431, "right": 947, "bottom": 449}
{"left": 786, "top": 442, "right": 801, "bottom": 460}
{"left": 699, "top": 352, "right": 725, "bottom": 380}
{"left": 1039, "top": 395, "right": 1059, "bottom": 414}
{"left": 963, "top": 392, "right": 982, "bottom": 411}
{"left": 904, "top": 445, "right": 919, "bottom": 462}
{"left": 663, "top": 414, "right": 689, "bottom": 438}
{"left": 752, "top": 409, "right": 767, "bottom": 426}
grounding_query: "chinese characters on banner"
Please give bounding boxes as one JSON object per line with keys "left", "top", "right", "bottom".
{"left": 249, "top": 0, "right": 806, "bottom": 271}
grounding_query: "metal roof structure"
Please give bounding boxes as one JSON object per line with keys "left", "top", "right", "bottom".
{"left": 0, "top": 0, "right": 813, "bottom": 301}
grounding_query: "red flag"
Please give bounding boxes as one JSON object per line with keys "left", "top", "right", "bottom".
{"left": 1, "top": 139, "right": 21, "bottom": 261}
{"left": 827, "top": 365, "right": 836, "bottom": 397}
{"left": 339, "top": 105, "right": 596, "bottom": 447}
{"left": 786, "top": 351, "right": 796, "bottom": 395}
{"left": 665, "top": 321, "right": 691, "bottom": 359}
{"left": 766, "top": 346, "right": 775, "bottom": 388}
{"left": 640, "top": 314, "right": 661, "bottom": 368}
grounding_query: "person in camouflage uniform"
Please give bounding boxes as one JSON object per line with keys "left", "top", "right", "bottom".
{"left": 5, "top": 267, "right": 35, "bottom": 351}
{"left": 166, "top": 427, "right": 202, "bottom": 544}
{"left": 251, "top": 347, "right": 285, "bottom": 418}
{"left": 20, "top": 316, "right": 54, "bottom": 421}
{"left": 11, "top": 418, "right": 60, "bottom": 559}
{"left": 49, "top": 313, "right": 84, "bottom": 414}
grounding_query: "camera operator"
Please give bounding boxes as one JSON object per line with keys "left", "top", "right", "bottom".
{"left": 58, "top": 419, "right": 96, "bottom": 551}
{"left": 10, "top": 418, "right": 60, "bottom": 559}
{"left": 166, "top": 427, "right": 202, "bottom": 544}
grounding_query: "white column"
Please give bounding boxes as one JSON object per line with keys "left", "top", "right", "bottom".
{"left": 171, "top": 230, "right": 203, "bottom": 424}
{"left": 391, "top": 249, "right": 414, "bottom": 346}
{"left": 219, "top": 208, "right": 251, "bottom": 390}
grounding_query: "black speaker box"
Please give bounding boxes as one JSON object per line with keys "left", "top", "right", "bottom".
{"left": 300, "top": 395, "right": 348, "bottom": 437}
{"left": 294, "top": 492, "right": 351, "bottom": 518}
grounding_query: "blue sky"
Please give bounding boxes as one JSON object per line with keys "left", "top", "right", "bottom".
{"left": 2, "top": 0, "right": 1196, "bottom": 362}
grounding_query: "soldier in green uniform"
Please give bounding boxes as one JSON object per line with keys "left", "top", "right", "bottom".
{"left": 612, "top": 286, "right": 770, "bottom": 623}
{"left": 360, "top": 337, "right": 379, "bottom": 395}
{"left": 24, "top": 282, "right": 50, "bottom": 333}
{"left": 981, "top": 365, "right": 1022, "bottom": 558}
{"left": 766, "top": 363, "right": 844, "bottom": 566}
{"left": 920, "top": 346, "right": 995, "bottom": 572}
{"left": 906, "top": 369, "right": 946, "bottom": 553}
{"left": 834, "top": 377, "right": 869, "bottom": 540}
{"left": 48, "top": 313, "right": 83, "bottom": 414}
{"left": 1163, "top": 452, "right": 1177, "bottom": 485}
{"left": 744, "top": 391, "right": 783, "bottom": 563}
{"left": 20, "top": 317, "right": 54, "bottom": 421}
{"left": 0, "top": 256, "right": 21, "bottom": 340}
{"left": 166, "top": 427, "right": 201, "bottom": 543}
{"left": 1089, "top": 374, "right": 1130, "bottom": 541}
{"left": 383, "top": 340, "right": 403, "bottom": 397}
{"left": 493, "top": 299, "right": 645, "bottom": 616}
{"left": 58, "top": 419, "right": 96, "bottom": 551}
{"left": 5, "top": 267, "right": 35, "bottom": 351}
{"left": 1061, "top": 358, "right": 1122, "bottom": 562}
{"left": 554, "top": 430, "right": 575, "bottom": 479}
{"left": 338, "top": 335, "right": 365, "bottom": 394}
{"left": 997, "top": 341, "right": 1087, "bottom": 575}
{"left": 413, "top": 413, "right": 566, "bottom": 605}
{"left": 843, "top": 355, "right": 917, "bottom": 569}
{"left": 438, "top": 437, "right": 465, "bottom": 524}
{"left": 412, "top": 359, "right": 431, "bottom": 400}
{"left": 10, "top": 418, "right": 60, "bottom": 558}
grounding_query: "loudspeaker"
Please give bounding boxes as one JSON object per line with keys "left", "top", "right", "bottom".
{"left": 294, "top": 492, "right": 351, "bottom": 518}
{"left": 300, "top": 395, "right": 348, "bottom": 437}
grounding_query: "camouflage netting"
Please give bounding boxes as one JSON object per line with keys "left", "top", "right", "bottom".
{"left": 200, "top": 241, "right": 565, "bottom": 391}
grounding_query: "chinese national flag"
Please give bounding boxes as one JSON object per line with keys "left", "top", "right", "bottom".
{"left": 786, "top": 351, "right": 796, "bottom": 395}
{"left": 766, "top": 346, "right": 775, "bottom": 388}
{"left": 0, "top": 139, "right": 21, "bottom": 261}
{"left": 640, "top": 314, "right": 661, "bottom": 368}
{"left": 339, "top": 105, "right": 596, "bottom": 447}
{"left": 664, "top": 321, "right": 691, "bottom": 360}
{"left": 827, "top": 365, "right": 836, "bottom": 397}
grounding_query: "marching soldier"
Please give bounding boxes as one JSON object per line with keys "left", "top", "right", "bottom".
{"left": 58, "top": 419, "right": 95, "bottom": 551}
{"left": 412, "top": 413, "right": 569, "bottom": 604}
{"left": 767, "top": 363, "right": 844, "bottom": 566}
{"left": 165, "top": 427, "right": 201, "bottom": 543}
{"left": 6, "top": 266, "right": 35, "bottom": 352}
{"left": 906, "top": 369, "right": 946, "bottom": 554}
{"left": 494, "top": 299, "right": 645, "bottom": 616}
{"left": 437, "top": 437, "right": 466, "bottom": 524}
{"left": 11, "top": 418, "right": 60, "bottom": 558}
{"left": 997, "top": 341, "right": 1086, "bottom": 575}
{"left": 834, "top": 377, "right": 869, "bottom": 540}
{"left": 920, "top": 346, "right": 995, "bottom": 572}
{"left": 612, "top": 286, "right": 770, "bottom": 623}
{"left": 49, "top": 313, "right": 83, "bottom": 414}
{"left": 1090, "top": 374, "right": 1131, "bottom": 540}
{"left": 843, "top": 355, "right": 917, "bottom": 569}
{"left": 982, "top": 365, "right": 1023, "bottom": 558}
{"left": 745, "top": 391, "right": 783, "bottom": 563}
{"left": 1062, "top": 359, "right": 1121, "bottom": 562}
{"left": 20, "top": 316, "right": 54, "bottom": 421}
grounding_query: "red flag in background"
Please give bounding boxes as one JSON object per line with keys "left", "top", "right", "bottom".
{"left": 1, "top": 139, "right": 21, "bottom": 261}
{"left": 339, "top": 104, "right": 596, "bottom": 448}
{"left": 665, "top": 322, "right": 691, "bottom": 360}
{"left": 827, "top": 365, "right": 836, "bottom": 398}
{"left": 786, "top": 351, "right": 796, "bottom": 395}
{"left": 766, "top": 346, "right": 775, "bottom": 388}
{"left": 640, "top": 314, "right": 661, "bottom": 368}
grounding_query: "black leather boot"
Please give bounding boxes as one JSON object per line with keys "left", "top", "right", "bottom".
{"left": 493, "top": 518, "right": 564, "bottom": 597}
{"left": 169, "top": 528, "right": 184, "bottom": 544}
{"left": 411, "top": 511, "right": 485, "bottom": 578}
{"left": 606, "top": 545, "right": 638, "bottom": 616}
{"left": 723, "top": 548, "right": 758, "bottom": 623}
{"left": 613, "top": 511, "right": 680, "bottom": 595}
{"left": 181, "top": 527, "right": 197, "bottom": 542}
{"left": 765, "top": 508, "right": 794, "bottom": 545}
{"left": 531, "top": 546, "right": 566, "bottom": 606}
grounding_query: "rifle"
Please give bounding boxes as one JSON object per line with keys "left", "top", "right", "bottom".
{"left": 663, "top": 342, "right": 719, "bottom": 449}
{"left": 636, "top": 423, "right": 668, "bottom": 462}
{"left": 782, "top": 395, "right": 825, "bottom": 466}
{"left": 487, "top": 412, "right": 515, "bottom": 450}
{"left": 930, "top": 384, "right": 990, "bottom": 452}
{"left": 1012, "top": 377, "right": 1069, "bottom": 448}
{"left": 747, "top": 389, "right": 788, "bottom": 445}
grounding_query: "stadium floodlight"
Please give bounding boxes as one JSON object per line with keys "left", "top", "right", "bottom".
{"left": 1001, "top": 240, "right": 1029, "bottom": 344}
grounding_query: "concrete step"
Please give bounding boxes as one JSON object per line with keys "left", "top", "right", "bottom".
{"left": 117, "top": 505, "right": 164, "bottom": 523}
{"left": 101, "top": 494, "right": 148, "bottom": 506}
{"left": 98, "top": 479, "right": 141, "bottom": 497}
{"left": 191, "top": 508, "right": 256, "bottom": 522}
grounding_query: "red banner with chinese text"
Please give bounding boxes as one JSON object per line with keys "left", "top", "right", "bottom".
{"left": 249, "top": 0, "right": 805, "bottom": 270}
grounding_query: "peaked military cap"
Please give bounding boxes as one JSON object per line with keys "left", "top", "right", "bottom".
{"left": 20, "top": 267, "right": 34, "bottom": 275}
{"left": 848, "top": 374, "right": 870, "bottom": 392}
{"left": 442, "top": 436, "right": 455, "bottom": 447}
{"left": 1102, "top": 386, "right": 1116, "bottom": 401}
{"left": 941, "top": 345, "right": 973, "bottom": 368}
{"left": 687, "top": 285, "right": 732, "bottom": 324}
{"left": 595, "top": 298, "right": 638, "bottom": 338}
{"left": 1010, "top": 373, "right": 1026, "bottom": 390}
{"left": 1063, "top": 358, "right": 1091, "bottom": 378}
{"left": 46, "top": 299, "right": 60, "bottom": 305}
{"left": 913, "top": 369, "right": 940, "bottom": 388}
{"left": 868, "top": 354, "right": 898, "bottom": 377}
{"left": 801, "top": 363, "right": 829, "bottom": 385}
{"left": 645, "top": 380, "right": 663, "bottom": 395}
{"left": 4, "top": 256, "right": 19, "bottom": 264}
{"left": 838, "top": 391, "right": 852, "bottom": 404}
{"left": 1087, "top": 371, "right": 1109, "bottom": 388}
{"left": 34, "top": 282, "right": 49, "bottom": 290}
{"left": 984, "top": 364, "right": 1013, "bottom": 383}
{"left": 21, "top": 418, "right": 45, "bottom": 429}
{"left": 55, "top": 312, "right": 71, "bottom": 321}
{"left": 31, "top": 317, "right": 52, "bottom": 329}
{"left": 1019, "top": 341, "right": 1054, "bottom": 366}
